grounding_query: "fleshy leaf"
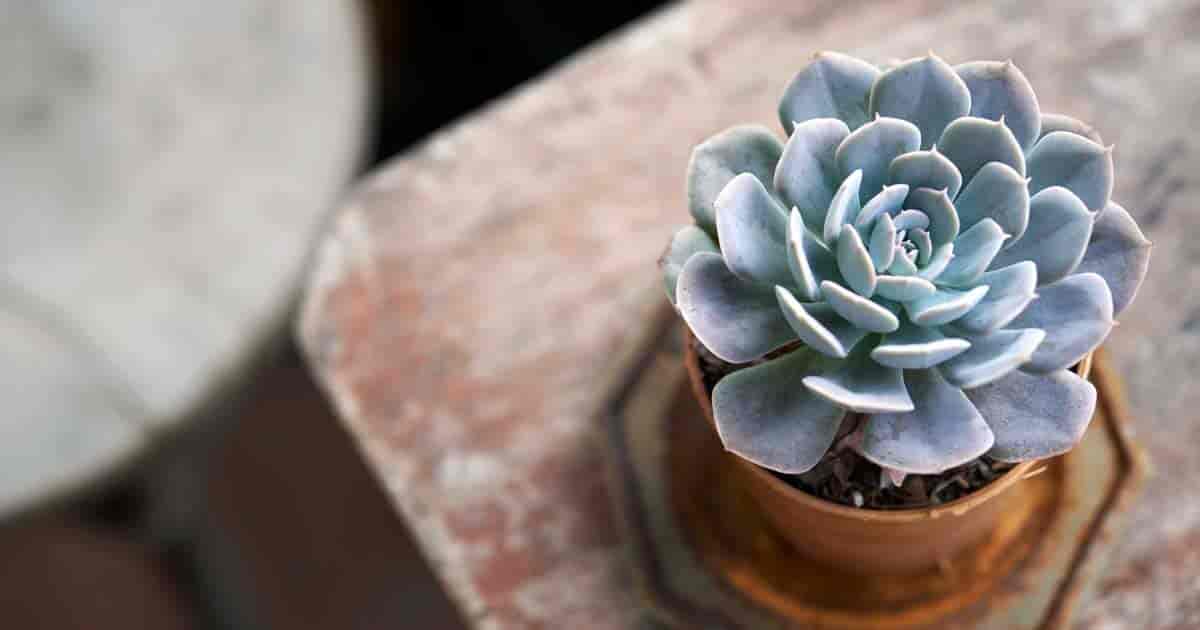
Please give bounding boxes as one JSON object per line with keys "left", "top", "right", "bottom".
{"left": 910, "top": 228, "right": 933, "bottom": 265}
{"left": 660, "top": 225, "right": 718, "bottom": 304}
{"left": 715, "top": 173, "right": 793, "bottom": 286}
{"left": 905, "top": 286, "right": 989, "bottom": 326}
{"left": 779, "top": 52, "right": 880, "bottom": 135}
{"left": 823, "top": 170, "right": 864, "bottom": 244}
{"left": 1027, "top": 131, "right": 1114, "bottom": 211}
{"left": 989, "top": 186, "right": 1092, "bottom": 286}
{"left": 835, "top": 117, "right": 921, "bottom": 205}
{"left": 917, "top": 243, "right": 955, "bottom": 280}
{"left": 776, "top": 287, "right": 867, "bottom": 359}
{"left": 1007, "top": 272, "right": 1113, "bottom": 372}
{"left": 677, "top": 253, "right": 796, "bottom": 363}
{"left": 872, "top": 324, "right": 970, "bottom": 369}
{"left": 837, "top": 224, "right": 877, "bottom": 296}
{"left": 713, "top": 348, "right": 847, "bottom": 474}
{"left": 1074, "top": 202, "right": 1152, "bottom": 315}
{"left": 955, "top": 262, "right": 1038, "bottom": 333}
{"left": 861, "top": 369, "right": 994, "bottom": 474}
{"left": 939, "top": 219, "right": 1008, "bottom": 286}
{"left": 869, "top": 213, "right": 897, "bottom": 271}
{"left": 940, "top": 328, "right": 1045, "bottom": 388}
{"left": 803, "top": 352, "right": 914, "bottom": 413}
{"left": 889, "top": 249, "right": 920, "bottom": 276}
{"left": 687, "top": 125, "right": 784, "bottom": 236}
{"left": 875, "top": 275, "right": 936, "bottom": 302}
{"left": 868, "top": 54, "right": 970, "bottom": 150}
{"left": 955, "top": 60, "right": 1041, "bottom": 151}
{"left": 906, "top": 187, "right": 959, "bottom": 247}
{"left": 1038, "top": 113, "right": 1103, "bottom": 145}
{"left": 967, "top": 368, "right": 1097, "bottom": 463}
{"left": 786, "top": 209, "right": 839, "bottom": 301}
{"left": 938, "top": 116, "right": 1026, "bottom": 184}
{"left": 954, "top": 161, "right": 1030, "bottom": 245}
{"left": 775, "top": 118, "right": 851, "bottom": 230}
{"left": 821, "top": 281, "right": 900, "bottom": 333}
{"left": 855, "top": 184, "right": 910, "bottom": 229}
{"left": 893, "top": 209, "right": 931, "bottom": 232}
{"left": 888, "top": 149, "right": 963, "bottom": 199}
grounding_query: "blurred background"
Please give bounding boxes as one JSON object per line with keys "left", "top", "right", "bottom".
{"left": 0, "top": 1, "right": 664, "bottom": 628}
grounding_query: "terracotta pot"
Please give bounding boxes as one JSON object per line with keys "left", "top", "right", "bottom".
{"left": 684, "top": 332, "right": 1093, "bottom": 575}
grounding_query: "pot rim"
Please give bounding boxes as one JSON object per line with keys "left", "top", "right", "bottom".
{"left": 683, "top": 328, "right": 1094, "bottom": 523}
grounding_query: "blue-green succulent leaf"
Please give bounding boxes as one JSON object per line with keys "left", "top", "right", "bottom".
{"left": 775, "top": 287, "right": 867, "bottom": 359}
{"left": 1074, "top": 202, "right": 1152, "bottom": 315}
{"left": 938, "top": 116, "right": 1026, "bottom": 184}
{"left": 687, "top": 125, "right": 783, "bottom": 237}
{"left": 1038, "top": 113, "right": 1103, "bottom": 146}
{"left": 967, "top": 368, "right": 1097, "bottom": 463}
{"left": 940, "top": 328, "right": 1045, "bottom": 388}
{"left": 939, "top": 219, "right": 1008, "bottom": 286}
{"left": 954, "top": 161, "right": 1029, "bottom": 245}
{"left": 955, "top": 60, "right": 1041, "bottom": 151}
{"left": 906, "top": 285, "right": 989, "bottom": 326}
{"left": 804, "top": 352, "right": 914, "bottom": 413}
{"left": 875, "top": 275, "right": 936, "bottom": 302}
{"left": 715, "top": 173, "right": 793, "bottom": 286}
{"left": 823, "top": 169, "right": 864, "bottom": 244}
{"left": 775, "top": 118, "right": 851, "bottom": 230}
{"left": 660, "top": 225, "right": 718, "bottom": 304}
{"left": 990, "top": 186, "right": 1092, "bottom": 286}
{"left": 906, "top": 187, "right": 959, "bottom": 247}
{"left": 677, "top": 253, "right": 796, "bottom": 363}
{"left": 779, "top": 52, "right": 880, "bottom": 135}
{"left": 861, "top": 369, "right": 994, "bottom": 474}
{"left": 868, "top": 213, "right": 897, "bottom": 271}
{"left": 917, "top": 243, "right": 955, "bottom": 281}
{"left": 1027, "top": 131, "right": 1113, "bottom": 211}
{"left": 910, "top": 228, "right": 934, "bottom": 265}
{"left": 835, "top": 117, "right": 921, "bottom": 205}
{"left": 836, "top": 224, "right": 877, "bottom": 296}
{"left": 889, "top": 249, "right": 920, "bottom": 276}
{"left": 856, "top": 184, "right": 910, "bottom": 229}
{"left": 713, "top": 348, "right": 847, "bottom": 474}
{"left": 887, "top": 150, "right": 962, "bottom": 199}
{"left": 955, "top": 262, "right": 1038, "bottom": 333}
{"left": 1007, "top": 272, "right": 1113, "bottom": 372}
{"left": 821, "top": 280, "right": 900, "bottom": 333}
{"left": 893, "top": 209, "right": 931, "bottom": 233}
{"left": 786, "top": 209, "right": 839, "bottom": 301}
{"left": 868, "top": 54, "right": 970, "bottom": 150}
{"left": 872, "top": 324, "right": 970, "bottom": 369}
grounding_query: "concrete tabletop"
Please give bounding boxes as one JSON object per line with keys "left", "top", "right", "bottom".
{"left": 297, "top": 1, "right": 1200, "bottom": 627}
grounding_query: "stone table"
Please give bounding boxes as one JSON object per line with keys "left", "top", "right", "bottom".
{"left": 0, "top": 0, "right": 367, "bottom": 518}
{"left": 297, "top": 1, "right": 1200, "bottom": 627}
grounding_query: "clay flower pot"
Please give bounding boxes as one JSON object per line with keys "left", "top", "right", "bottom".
{"left": 683, "top": 333, "right": 1093, "bottom": 575}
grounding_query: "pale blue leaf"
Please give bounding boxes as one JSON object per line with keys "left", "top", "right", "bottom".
{"left": 906, "top": 285, "right": 989, "bottom": 326}
{"left": 861, "top": 369, "right": 994, "bottom": 474}
{"left": 677, "top": 253, "right": 796, "bottom": 363}
{"left": 1007, "top": 272, "right": 1113, "bottom": 372}
{"left": 855, "top": 184, "right": 910, "bottom": 229}
{"left": 955, "top": 60, "right": 1041, "bottom": 151}
{"left": 1027, "top": 131, "right": 1114, "bottom": 211}
{"left": 954, "top": 161, "right": 1029, "bottom": 245}
{"left": 835, "top": 117, "right": 921, "bottom": 204}
{"left": 868, "top": 54, "right": 970, "bottom": 150}
{"left": 821, "top": 280, "right": 900, "bottom": 333}
{"left": 967, "top": 368, "right": 1097, "bottom": 463}
{"left": 776, "top": 287, "right": 867, "bottom": 359}
{"left": 1074, "top": 202, "right": 1152, "bottom": 315}
{"left": 786, "top": 209, "right": 839, "bottom": 302}
{"left": 888, "top": 249, "right": 920, "bottom": 276}
{"left": 775, "top": 118, "right": 851, "bottom": 230}
{"left": 938, "top": 116, "right": 1026, "bottom": 185}
{"left": 803, "top": 352, "right": 914, "bottom": 413}
{"left": 715, "top": 173, "right": 793, "bottom": 286}
{"left": 887, "top": 149, "right": 963, "bottom": 199}
{"left": 823, "top": 170, "right": 864, "bottom": 243}
{"left": 836, "top": 224, "right": 877, "bottom": 296}
{"left": 875, "top": 275, "right": 936, "bottom": 302}
{"left": 955, "top": 262, "right": 1038, "bottom": 333}
{"left": 1038, "top": 113, "right": 1103, "bottom": 145}
{"left": 687, "top": 125, "right": 783, "bottom": 236}
{"left": 939, "top": 219, "right": 1008, "bottom": 286}
{"left": 871, "top": 324, "right": 970, "bottom": 369}
{"left": 910, "top": 228, "right": 933, "bottom": 265}
{"left": 917, "top": 243, "right": 955, "bottom": 281}
{"left": 892, "top": 209, "right": 931, "bottom": 232}
{"left": 989, "top": 186, "right": 1093, "bottom": 286}
{"left": 779, "top": 51, "right": 880, "bottom": 134}
{"left": 660, "top": 225, "right": 718, "bottom": 305}
{"left": 940, "top": 328, "right": 1045, "bottom": 388}
{"left": 906, "top": 187, "right": 959, "bottom": 246}
{"left": 869, "top": 213, "right": 897, "bottom": 271}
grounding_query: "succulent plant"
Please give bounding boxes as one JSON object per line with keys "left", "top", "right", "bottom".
{"left": 661, "top": 52, "right": 1151, "bottom": 477}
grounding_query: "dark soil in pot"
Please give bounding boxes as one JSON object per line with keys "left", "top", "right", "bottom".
{"left": 691, "top": 336, "right": 1018, "bottom": 510}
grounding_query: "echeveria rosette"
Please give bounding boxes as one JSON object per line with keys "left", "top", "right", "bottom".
{"left": 661, "top": 52, "right": 1151, "bottom": 477}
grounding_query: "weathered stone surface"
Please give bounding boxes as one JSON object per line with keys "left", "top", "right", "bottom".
{"left": 298, "top": 1, "right": 1200, "bottom": 627}
{"left": 0, "top": 0, "right": 366, "bottom": 518}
